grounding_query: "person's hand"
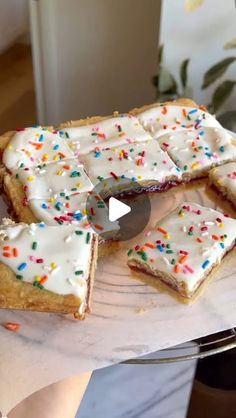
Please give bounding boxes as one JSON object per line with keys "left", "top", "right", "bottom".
{"left": 7, "top": 372, "right": 92, "bottom": 418}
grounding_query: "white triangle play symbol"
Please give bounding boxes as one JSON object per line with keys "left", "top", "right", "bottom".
{"left": 108, "top": 197, "right": 131, "bottom": 222}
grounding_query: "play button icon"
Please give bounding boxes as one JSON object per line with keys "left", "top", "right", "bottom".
{"left": 108, "top": 197, "right": 131, "bottom": 222}
{"left": 86, "top": 176, "right": 151, "bottom": 241}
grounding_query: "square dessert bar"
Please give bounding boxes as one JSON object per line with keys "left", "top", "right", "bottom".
{"left": 209, "top": 162, "right": 236, "bottom": 209}
{"left": 59, "top": 114, "right": 151, "bottom": 155}
{"left": 80, "top": 140, "right": 182, "bottom": 196}
{"left": 3, "top": 165, "right": 119, "bottom": 257}
{"left": 3, "top": 127, "right": 74, "bottom": 169}
{"left": 3, "top": 158, "right": 93, "bottom": 223}
{"left": 13, "top": 158, "right": 94, "bottom": 200}
{"left": 127, "top": 202, "right": 236, "bottom": 299}
{"left": 130, "top": 99, "right": 222, "bottom": 140}
{"left": 29, "top": 190, "right": 113, "bottom": 227}
{"left": 158, "top": 127, "right": 236, "bottom": 180}
{"left": 29, "top": 191, "right": 119, "bottom": 240}
{"left": 3, "top": 173, "right": 119, "bottom": 257}
{"left": 0, "top": 222, "right": 98, "bottom": 317}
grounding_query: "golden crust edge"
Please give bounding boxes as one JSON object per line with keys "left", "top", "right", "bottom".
{"left": 0, "top": 99, "right": 205, "bottom": 151}
{"left": 58, "top": 98, "right": 202, "bottom": 129}
{"left": 58, "top": 112, "right": 120, "bottom": 129}
{"left": 129, "top": 97, "right": 202, "bottom": 116}
{"left": 4, "top": 173, "right": 38, "bottom": 223}
{"left": 208, "top": 170, "right": 236, "bottom": 208}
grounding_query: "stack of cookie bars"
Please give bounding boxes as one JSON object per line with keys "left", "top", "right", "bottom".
{"left": 0, "top": 98, "right": 236, "bottom": 318}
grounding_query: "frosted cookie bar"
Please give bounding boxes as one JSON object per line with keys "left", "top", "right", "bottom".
{"left": 3, "top": 158, "right": 93, "bottom": 226}
{"left": 127, "top": 202, "right": 236, "bottom": 299}
{"left": 209, "top": 162, "right": 236, "bottom": 208}
{"left": 0, "top": 222, "right": 98, "bottom": 317}
{"left": 59, "top": 114, "right": 151, "bottom": 155}
{"left": 3, "top": 127, "right": 74, "bottom": 170}
{"left": 80, "top": 140, "right": 182, "bottom": 196}
{"left": 12, "top": 158, "right": 93, "bottom": 200}
{"left": 3, "top": 174, "right": 119, "bottom": 256}
{"left": 130, "top": 99, "right": 222, "bottom": 140}
{"left": 29, "top": 191, "right": 119, "bottom": 241}
{"left": 158, "top": 127, "right": 236, "bottom": 181}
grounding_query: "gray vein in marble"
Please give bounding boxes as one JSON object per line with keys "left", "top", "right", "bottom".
{"left": 119, "top": 369, "right": 192, "bottom": 418}
{"left": 114, "top": 345, "right": 150, "bottom": 354}
{"left": 77, "top": 358, "right": 196, "bottom": 418}
{"left": 96, "top": 279, "right": 146, "bottom": 287}
{"left": 94, "top": 284, "right": 157, "bottom": 295}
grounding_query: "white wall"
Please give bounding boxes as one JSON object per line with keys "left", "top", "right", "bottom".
{"left": 30, "top": 0, "right": 161, "bottom": 125}
{"left": 160, "top": 0, "right": 236, "bottom": 112}
{"left": 0, "top": 0, "right": 29, "bottom": 52}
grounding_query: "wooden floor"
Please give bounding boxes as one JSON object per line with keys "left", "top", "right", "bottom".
{"left": 0, "top": 43, "right": 36, "bottom": 134}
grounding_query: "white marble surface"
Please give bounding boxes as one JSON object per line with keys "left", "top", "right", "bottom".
{"left": 77, "top": 345, "right": 198, "bottom": 418}
{"left": 1, "top": 182, "right": 236, "bottom": 414}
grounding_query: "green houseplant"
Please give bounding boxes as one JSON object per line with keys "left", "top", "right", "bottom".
{"left": 152, "top": 40, "right": 236, "bottom": 130}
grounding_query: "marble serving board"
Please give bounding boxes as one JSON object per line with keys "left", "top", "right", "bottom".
{"left": 1, "top": 180, "right": 236, "bottom": 414}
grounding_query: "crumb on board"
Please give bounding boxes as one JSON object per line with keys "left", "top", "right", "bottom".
{"left": 3, "top": 322, "right": 21, "bottom": 331}
{"left": 148, "top": 299, "right": 156, "bottom": 306}
{"left": 135, "top": 307, "right": 146, "bottom": 314}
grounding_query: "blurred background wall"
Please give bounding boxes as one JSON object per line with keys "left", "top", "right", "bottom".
{"left": 0, "top": 0, "right": 35, "bottom": 134}
{"left": 160, "top": 0, "right": 236, "bottom": 111}
{"left": 0, "top": 0, "right": 29, "bottom": 52}
{"left": 29, "top": 0, "right": 161, "bottom": 125}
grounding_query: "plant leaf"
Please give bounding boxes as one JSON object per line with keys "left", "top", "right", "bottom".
{"left": 156, "top": 93, "right": 179, "bottom": 102}
{"left": 158, "top": 44, "right": 164, "bottom": 66}
{"left": 218, "top": 110, "right": 236, "bottom": 131}
{"left": 185, "top": 0, "right": 204, "bottom": 12}
{"left": 183, "top": 85, "right": 193, "bottom": 99}
{"left": 211, "top": 80, "right": 236, "bottom": 112}
{"left": 224, "top": 37, "right": 236, "bottom": 50}
{"left": 180, "top": 59, "right": 190, "bottom": 88}
{"left": 151, "top": 45, "right": 164, "bottom": 91}
{"left": 158, "top": 66, "right": 178, "bottom": 95}
{"left": 202, "top": 57, "right": 236, "bottom": 89}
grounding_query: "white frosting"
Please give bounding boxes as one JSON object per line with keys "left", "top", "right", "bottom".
{"left": 158, "top": 127, "right": 236, "bottom": 174}
{"left": 138, "top": 105, "right": 224, "bottom": 140}
{"left": 15, "top": 158, "right": 94, "bottom": 200}
{"left": 29, "top": 191, "right": 119, "bottom": 235}
{"left": 128, "top": 202, "right": 236, "bottom": 295}
{"left": 0, "top": 223, "right": 95, "bottom": 299}
{"left": 60, "top": 115, "right": 151, "bottom": 155}
{"left": 3, "top": 127, "right": 74, "bottom": 170}
{"left": 210, "top": 162, "right": 236, "bottom": 199}
{"left": 80, "top": 140, "right": 182, "bottom": 185}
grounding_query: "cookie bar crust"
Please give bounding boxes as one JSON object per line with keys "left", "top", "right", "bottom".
{"left": 129, "top": 98, "right": 201, "bottom": 116}
{"left": 0, "top": 131, "right": 16, "bottom": 157}
{"left": 4, "top": 173, "right": 38, "bottom": 223}
{"left": 0, "top": 131, "right": 16, "bottom": 186}
{"left": 58, "top": 98, "right": 200, "bottom": 129}
{"left": 58, "top": 112, "right": 120, "bottom": 130}
{"left": 209, "top": 163, "right": 236, "bottom": 209}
